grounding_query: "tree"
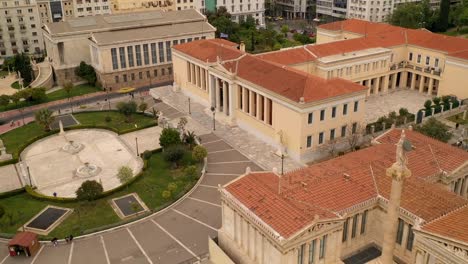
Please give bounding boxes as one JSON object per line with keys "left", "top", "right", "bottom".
{"left": 159, "top": 128, "right": 182, "bottom": 149}
{"left": 29, "top": 88, "right": 47, "bottom": 102}
{"left": 281, "top": 25, "right": 289, "bottom": 37}
{"left": 177, "top": 117, "right": 188, "bottom": 132}
{"left": 13, "top": 53, "right": 33, "bottom": 86}
{"left": 389, "top": 3, "right": 425, "bottom": 29}
{"left": 163, "top": 145, "right": 186, "bottom": 168}
{"left": 438, "top": 0, "right": 450, "bottom": 31}
{"left": 183, "top": 131, "right": 197, "bottom": 149}
{"left": 346, "top": 122, "right": 366, "bottom": 151}
{"left": 415, "top": 117, "right": 452, "bottom": 142}
{"left": 192, "top": 145, "right": 207, "bottom": 162}
{"left": 116, "top": 101, "right": 137, "bottom": 122}
{"left": 35, "top": 108, "right": 55, "bottom": 131}
{"left": 0, "top": 95, "right": 10, "bottom": 108}
{"left": 75, "top": 61, "right": 96, "bottom": 85}
{"left": 76, "top": 180, "right": 103, "bottom": 201}
{"left": 11, "top": 93, "right": 21, "bottom": 108}
{"left": 117, "top": 166, "right": 133, "bottom": 189}
{"left": 63, "top": 82, "right": 74, "bottom": 101}
{"left": 138, "top": 102, "right": 148, "bottom": 113}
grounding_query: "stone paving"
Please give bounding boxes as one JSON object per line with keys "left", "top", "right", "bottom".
{"left": 151, "top": 86, "right": 304, "bottom": 173}
{"left": 0, "top": 73, "right": 18, "bottom": 96}
{"left": 0, "top": 133, "right": 258, "bottom": 264}
{"left": 0, "top": 164, "right": 22, "bottom": 192}
{"left": 365, "top": 89, "right": 432, "bottom": 123}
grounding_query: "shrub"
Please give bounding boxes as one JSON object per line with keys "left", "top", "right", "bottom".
{"left": 399, "top": 108, "right": 409, "bottom": 117}
{"left": 415, "top": 117, "right": 452, "bottom": 142}
{"left": 116, "top": 101, "right": 137, "bottom": 122}
{"left": 76, "top": 180, "right": 104, "bottom": 201}
{"left": 162, "top": 190, "right": 171, "bottom": 199}
{"left": 183, "top": 131, "right": 197, "bottom": 148}
{"left": 432, "top": 97, "right": 441, "bottom": 105}
{"left": 0, "top": 205, "right": 4, "bottom": 219}
{"left": 424, "top": 100, "right": 432, "bottom": 111}
{"left": 117, "top": 166, "right": 133, "bottom": 189}
{"left": 192, "top": 145, "right": 207, "bottom": 162}
{"left": 168, "top": 182, "right": 178, "bottom": 192}
{"left": 138, "top": 102, "right": 148, "bottom": 113}
{"left": 163, "top": 145, "right": 186, "bottom": 168}
{"left": 75, "top": 61, "right": 97, "bottom": 85}
{"left": 159, "top": 128, "right": 181, "bottom": 149}
{"left": 142, "top": 150, "right": 152, "bottom": 160}
{"left": 184, "top": 165, "right": 198, "bottom": 179}
{"left": 34, "top": 108, "right": 55, "bottom": 132}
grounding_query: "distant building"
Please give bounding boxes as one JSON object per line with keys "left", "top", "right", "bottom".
{"left": 73, "top": 0, "right": 111, "bottom": 17}
{"left": 0, "top": 0, "right": 44, "bottom": 57}
{"left": 110, "top": 0, "right": 175, "bottom": 14}
{"left": 42, "top": 9, "right": 215, "bottom": 87}
{"left": 36, "top": 0, "right": 74, "bottom": 24}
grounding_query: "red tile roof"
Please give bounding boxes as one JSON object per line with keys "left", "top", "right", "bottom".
{"left": 224, "top": 129, "right": 468, "bottom": 239}
{"left": 422, "top": 205, "right": 468, "bottom": 244}
{"left": 8, "top": 232, "right": 37, "bottom": 247}
{"left": 174, "top": 39, "right": 367, "bottom": 103}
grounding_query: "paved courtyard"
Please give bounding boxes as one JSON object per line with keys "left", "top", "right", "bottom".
{"left": 0, "top": 164, "right": 22, "bottom": 192}
{"left": 365, "top": 89, "right": 432, "bottom": 123}
{"left": 0, "top": 73, "right": 18, "bottom": 96}
{"left": 0, "top": 133, "right": 261, "bottom": 264}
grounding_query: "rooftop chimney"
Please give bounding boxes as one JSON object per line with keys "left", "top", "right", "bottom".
{"left": 240, "top": 41, "right": 245, "bottom": 52}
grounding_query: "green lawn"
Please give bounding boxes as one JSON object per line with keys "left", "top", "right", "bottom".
{"left": 10, "top": 81, "right": 21, "bottom": 89}
{"left": 0, "top": 84, "right": 102, "bottom": 112}
{"left": 0, "top": 151, "right": 200, "bottom": 239}
{"left": 0, "top": 111, "right": 156, "bottom": 160}
{"left": 447, "top": 112, "right": 468, "bottom": 125}
{"left": 0, "top": 71, "right": 9, "bottom": 78}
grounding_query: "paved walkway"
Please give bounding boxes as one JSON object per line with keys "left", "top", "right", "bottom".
{"left": 0, "top": 73, "right": 17, "bottom": 96}
{"left": 151, "top": 86, "right": 304, "bottom": 173}
{"left": 0, "top": 133, "right": 260, "bottom": 264}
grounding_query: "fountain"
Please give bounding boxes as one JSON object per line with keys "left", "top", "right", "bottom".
{"left": 62, "top": 140, "right": 84, "bottom": 154}
{"left": 75, "top": 162, "right": 101, "bottom": 178}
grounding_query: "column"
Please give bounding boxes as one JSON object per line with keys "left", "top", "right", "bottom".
{"left": 205, "top": 69, "right": 209, "bottom": 91}
{"left": 419, "top": 75, "right": 425, "bottom": 93}
{"left": 427, "top": 78, "right": 434, "bottom": 96}
{"left": 228, "top": 83, "right": 233, "bottom": 117}
{"left": 243, "top": 87, "right": 248, "bottom": 113}
{"left": 250, "top": 90, "right": 255, "bottom": 117}
{"left": 366, "top": 79, "right": 372, "bottom": 96}
{"left": 216, "top": 78, "right": 221, "bottom": 111}
{"left": 314, "top": 237, "right": 320, "bottom": 263}
{"left": 304, "top": 243, "right": 310, "bottom": 264}
{"left": 201, "top": 68, "right": 205, "bottom": 90}
{"left": 192, "top": 64, "right": 196, "bottom": 85}
{"left": 187, "top": 62, "right": 192, "bottom": 83}
{"left": 410, "top": 73, "right": 416, "bottom": 90}
{"left": 383, "top": 75, "right": 390, "bottom": 94}
{"left": 401, "top": 71, "right": 408, "bottom": 88}
{"left": 264, "top": 96, "right": 270, "bottom": 124}
{"left": 391, "top": 73, "right": 398, "bottom": 90}
{"left": 256, "top": 94, "right": 263, "bottom": 120}
{"left": 222, "top": 81, "right": 228, "bottom": 115}
{"left": 375, "top": 77, "right": 381, "bottom": 95}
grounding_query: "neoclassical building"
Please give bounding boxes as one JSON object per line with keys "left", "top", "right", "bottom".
{"left": 173, "top": 39, "right": 368, "bottom": 162}
{"left": 212, "top": 129, "right": 468, "bottom": 264}
{"left": 42, "top": 9, "right": 215, "bottom": 87}
{"left": 254, "top": 19, "right": 468, "bottom": 100}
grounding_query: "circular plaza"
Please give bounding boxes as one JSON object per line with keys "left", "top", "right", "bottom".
{"left": 21, "top": 129, "right": 143, "bottom": 198}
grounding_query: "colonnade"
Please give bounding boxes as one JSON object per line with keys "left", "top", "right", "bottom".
{"left": 452, "top": 175, "right": 468, "bottom": 198}
{"left": 237, "top": 85, "right": 273, "bottom": 126}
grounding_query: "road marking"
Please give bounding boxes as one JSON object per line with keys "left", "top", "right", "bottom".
{"left": 126, "top": 228, "right": 153, "bottom": 264}
{"left": 150, "top": 219, "right": 199, "bottom": 260}
{"left": 187, "top": 197, "right": 221, "bottom": 207}
{"left": 199, "top": 184, "right": 218, "bottom": 189}
{"left": 0, "top": 254, "right": 8, "bottom": 264}
{"left": 67, "top": 242, "right": 74, "bottom": 264}
{"left": 202, "top": 139, "right": 223, "bottom": 145}
{"left": 207, "top": 149, "right": 236, "bottom": 154}
{"left": 208, "top": 161, "right": 251, "bottom": 165}
{"left": 100, "top": 236, "right": 111, "bottom": 264}
{"left": 172, "top": 209, "right": 217, "bottom": 231}
{"left": 30, "top": 245, "right": 44, "bottom": 264}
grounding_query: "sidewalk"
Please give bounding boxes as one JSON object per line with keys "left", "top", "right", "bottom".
{"left": 0, "top": 116, "right": 34, "bottom": 134}
{"left": 151, "top": 86, "right": 304, "bottom": 173}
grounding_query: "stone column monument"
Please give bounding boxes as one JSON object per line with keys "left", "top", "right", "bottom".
{"left": 381, "top": 130, "right": 412, "bottom": 264}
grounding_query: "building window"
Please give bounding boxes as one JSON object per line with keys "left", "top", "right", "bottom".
{"left": 168, "top": 67, "right": 172, "bottom": 75}
{"left": 162, "top": 68, "right": 165, "bottom": 75}
{"left": 123, "top": 74, "right": 127, "bottom": 82}
{"left": 351, "top": 214, "right": 358, "bottom": 238}
{"left": 111, "top": 48, "right": 118, "bottom": 70}
{"left": 297, "top": 244, "right": 305, "bottom": 264}
{"left": 396, "top": 219, "right": 404, "bottom": 244}
{"left": 425, "top": 56, "right": 430, "bottom": 65}
{"left": 180, "top": 39, "right": 185, "bottom": 44}
{"left": 341, "top": 125, "right": 346, "bottom": 137}
{"left": 158, "top": 42, "right": 164, "bottom": 62}
{"left": 319, "top": 235, "right": 327, "bottom": 259}
{"left": 406, "top": 225, "right": 414, "bottom": 251}
{"left": 308, "top": 113, "right": 313, "bottom": 124}
{"left": 306, "top": 136, "right": 312, "bottom": 148}
{"left": 188, "top": 38, "right": 193, "bottom": 42}
{"left": 331, "top": 106, "right": 336, "bottom": 118}
{"left": 131, "top": 73, "right": 135, "bottom": 81}
{"left": 114, "top": 75, "right": 119, "bottom": 83}
{"left": 309, "top": 240, "right": 316, "bottom": 264}
{"left": 127, "top": 46, "right": 134, "bottom": 67}
{"left": 435, "top": 58, "right": 439, "bottom": 67}
{"left": 342, "top": 218, "right": 349, "bottom": 242}
{"left": 146, "top": 71, "right": 150, "bottom": 78}
{"left": 354, "top": 101, "right": 359, "bottom": 112}
{"left": 151, "top": 43, "right": 157, "bottom": 64}
{"left": 166, "top": 41, "right": 172, "bottom": 61}
{"left": 361, "top": 210, "right": 368, "bottom": 234}
{"left": 154, "top": 69, "right": 158, "bottom": 77}
{"left": 135, "top": 45, "right": 142, "bottom": 66}
{"left": 119, "top": 47, "right": 126, "bottom": 69}
{"left": 320, "top": 109, "right": 325, "bottom": 121}
{"left": 139, "top": 72, "right": 143, "bottom": 79}
{"left": 417, "top": 54, "right": 421, "bottom": 63}
{"left": 352, "top": 122, "right": 357, "bottom": 134}
{"left": 343, "top": 103, "right": 348, "bottom": 115}
{"left": 318, "top": 132, "right": 324, "bottom": 145}
{"left": 143, "top": 44, "right": 149, "bottom": 65}
{"left": 330, "top": 129, "right": 335, "bottom": 140}
{"left": 408, "top": 52, "right": 412, "bottom": 61}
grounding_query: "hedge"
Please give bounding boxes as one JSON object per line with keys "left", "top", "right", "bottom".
{"left": 0, "top": 187, "right": 25, "bottom": 199}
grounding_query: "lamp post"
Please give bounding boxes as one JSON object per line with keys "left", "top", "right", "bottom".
{"left": 188, "top": 97, "right": 191, "bottom": 115}
{"left": 210, "top": 106, "right": 216, "bottom": 131}
{"left": 135, "top": 137, "right": 139, "bottom": 156}
{"left": 281, "top": 154, "right": 284, "bottom": 175}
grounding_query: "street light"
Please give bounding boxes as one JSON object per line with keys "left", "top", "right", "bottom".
{"left": 135, "top": 137, "right": 139, "bottom": 156}
{"left": 210, "top": 106, "right": 216, "bottom": 131}
{"left": 281, "top": 154, "right": 284, "bottom": 175}
{"left": 188, "top": 97, "right": 191, "bottom": 115}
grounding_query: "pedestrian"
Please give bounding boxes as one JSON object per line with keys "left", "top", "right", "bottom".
{"left": 65, "top": 237, "right": 69, "bottom": 243}
{"left": 53, "top": 192, "right": 57, "bottom": 197}
{"left": 69, "top": 234, "right": 73, "bottom": 242}
{"left": 456, "top": 123, "right": 460, "bottom": 129}
{"left": 51, "top": 237, "right": 58, "bottom": 247}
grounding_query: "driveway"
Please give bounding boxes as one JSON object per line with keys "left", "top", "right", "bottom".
{"left": 0, "top": 133, "right": 262, "bottom": 264}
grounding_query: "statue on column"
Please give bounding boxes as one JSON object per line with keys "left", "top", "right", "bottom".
{"left": 389, "top": 130, "right": 412, "bottom": 181}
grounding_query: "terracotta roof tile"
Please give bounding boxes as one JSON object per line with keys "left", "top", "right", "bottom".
{"left": 422, "top": 205, "right": 468, "bottom": 244}
{"left": 224, "top": 129, "right": 468, "bottom": 238}
{"left": 173, "top": 39, "right": 243, "bottom": 63}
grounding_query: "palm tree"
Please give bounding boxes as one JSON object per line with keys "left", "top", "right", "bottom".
{"left": 35, "top": 108, "right": 55, "bottom": 131}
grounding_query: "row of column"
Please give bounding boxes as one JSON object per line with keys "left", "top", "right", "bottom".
{"left": 238, "top": 85, "right": 273, "bottom": 126}
{"left": 212, "top": 75, "right": 232, "bottom": 117}
{"left": 233, "top": 211, "right": 264, "bottom": 262}
{"left": 452, "top": 175, "right": 468, "bottom": 198}
{"left": 359, "top": 71, "right": 439, "bottom": 96}
{"left": 187, "top": 62, "right": 208, "bottom": 91}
